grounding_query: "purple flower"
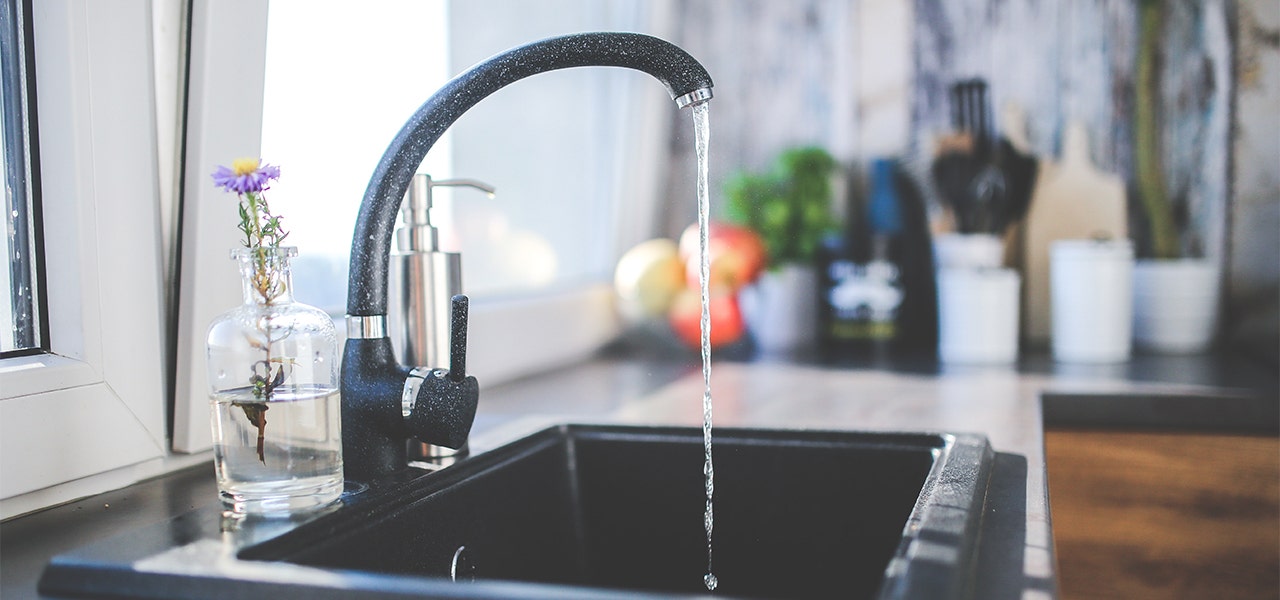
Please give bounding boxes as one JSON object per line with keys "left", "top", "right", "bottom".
{"left": 212, "top": 158, "right": 281, "bottom": 194}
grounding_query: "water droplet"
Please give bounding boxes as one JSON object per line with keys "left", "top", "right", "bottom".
{"left": 704, "top": 573, "right": 718, "bottom": 591}
{"left": 314, "top": 352, "right": 324, "bottom": 364}
{"left": 216, "top": 370, "right": 227, "bottom": 380}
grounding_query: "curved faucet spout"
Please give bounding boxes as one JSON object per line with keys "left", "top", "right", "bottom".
{"left": 346, "top": 32, "right": 714, "bottom": 317}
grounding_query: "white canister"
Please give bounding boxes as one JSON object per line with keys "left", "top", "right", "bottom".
{"left": 937, "top": 268, "right": 1021, "bottom": 364}
{"left": 1051, "top": 239, "right": 1134, "bottom": 363}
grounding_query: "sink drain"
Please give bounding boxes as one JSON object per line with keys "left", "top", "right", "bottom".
{"left": 450, "top": 546, "right": 475, "bottom": 583}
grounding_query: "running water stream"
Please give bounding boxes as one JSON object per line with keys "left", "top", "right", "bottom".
{"left": 691, "top": 101, "right": 718, "bottom": 592}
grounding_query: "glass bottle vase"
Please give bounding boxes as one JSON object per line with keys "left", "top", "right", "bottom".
{"left": 206, "top": 247, "right": 343, "bottom": 514}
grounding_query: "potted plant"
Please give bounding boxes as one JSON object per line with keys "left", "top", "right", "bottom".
{"left": 725, "top": 146, "right": 839, "bottom": 352}
{"left": 1131, "top": 0, "right": 1220, "bottom": 354}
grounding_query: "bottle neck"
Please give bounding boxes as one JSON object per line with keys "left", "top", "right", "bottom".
{"left": 234, "top": 247, "right": 297, "bottom": 305}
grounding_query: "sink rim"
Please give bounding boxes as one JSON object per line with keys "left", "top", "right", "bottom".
{"left": 243, "top": 424, "right": 996, "bottom": 599}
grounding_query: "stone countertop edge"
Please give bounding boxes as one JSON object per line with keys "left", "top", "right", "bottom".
{"left": 4, "top": 354, "right": 1275, "bottom": 599}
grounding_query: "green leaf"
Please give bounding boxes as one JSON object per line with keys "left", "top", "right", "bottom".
{"left": 721, "top": 147, "right": 838, "bottom": 266}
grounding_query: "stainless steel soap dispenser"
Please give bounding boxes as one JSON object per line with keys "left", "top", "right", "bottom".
{"left": 389, "top": 174, "right": 493, "bottom": 463}
{"left": 389, "top": 174, "right": 494, "bottom": 368}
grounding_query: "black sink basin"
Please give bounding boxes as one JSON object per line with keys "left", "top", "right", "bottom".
{"left": 40, "top": 424, "right": 993, "bottom": 599}
{"left": 244, "top": 425, "right": 994, "bottom": 599}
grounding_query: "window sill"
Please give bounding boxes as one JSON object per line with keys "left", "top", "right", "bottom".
{"left": 0, "top": 353, "right": 99, "bottom": 400}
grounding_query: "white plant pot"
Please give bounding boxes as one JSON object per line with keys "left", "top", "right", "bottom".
{"left": 739, "top": 265, "right": 817, "bottom": 353}
{"left": 1132, "top": 259, "right": 1220, "bottom": 354}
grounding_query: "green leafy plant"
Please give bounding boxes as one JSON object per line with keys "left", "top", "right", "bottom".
{"left": 725, "top": 146, "right": 839, "bottom": 267}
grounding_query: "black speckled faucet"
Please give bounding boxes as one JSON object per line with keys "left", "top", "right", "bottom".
{"left": 341, "top": 32, "right": 714, "bottom": 481}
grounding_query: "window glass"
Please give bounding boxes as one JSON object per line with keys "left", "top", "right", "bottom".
{"left": 1, "top": 0, "right": 44, "bottom": 356}
{"left": 442, "top": 0, "right": 647, "bottom": 298}
{"left": 260, "top": 0, "right": 453, "bottom": 314}
{"left": 261, "top": 0, "right": 652, "bottom": 313}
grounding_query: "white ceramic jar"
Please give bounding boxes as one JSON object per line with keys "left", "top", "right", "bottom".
{"left": 1050, "top": 239, "right": 1134, "bottom": 363}
{"left": 937, "top": 267, "right": 1021, "bottom": 364}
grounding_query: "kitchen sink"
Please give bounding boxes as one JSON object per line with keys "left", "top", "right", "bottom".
{"left": 246, "top": 425, "right": 993, "bottom": 598}
{"left": 41, "top": 425, "right": 993, "bottom": 599}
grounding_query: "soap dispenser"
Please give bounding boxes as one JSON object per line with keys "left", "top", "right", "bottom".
{"left": 388, "top": 173, "right": 494, "bottom": 462}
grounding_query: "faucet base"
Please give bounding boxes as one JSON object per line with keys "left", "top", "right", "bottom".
{"left": 340, "top": 337, "right": 479, "bottom": 482}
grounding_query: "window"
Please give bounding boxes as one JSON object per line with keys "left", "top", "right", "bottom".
{"left": 0, "top": 0, "right": 691, "bottom": 513}
{"left": 1, "top": 0, "right": 45, "bottom": 357}
{"left": 0, "top": 0, "right": 681, "bottom": 514}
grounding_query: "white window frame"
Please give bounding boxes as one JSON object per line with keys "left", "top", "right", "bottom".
{"left": 170, "top": 0, "right": 661, "bottom": 452}
{"left": 0, "top": 0, "right": 174, "bottom": 519}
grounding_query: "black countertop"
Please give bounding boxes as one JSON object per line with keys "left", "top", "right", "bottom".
{"left": 3, "top": 349, "right": 1275, "bottom": 599}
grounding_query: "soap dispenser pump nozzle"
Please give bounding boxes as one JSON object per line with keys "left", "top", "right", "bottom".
{"left": 396, "top": 174, "right": 495, "bottom": 253}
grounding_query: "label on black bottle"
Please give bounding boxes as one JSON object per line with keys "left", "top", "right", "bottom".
{"left": 824, "top": 258, "right": 902, "bottom": 341}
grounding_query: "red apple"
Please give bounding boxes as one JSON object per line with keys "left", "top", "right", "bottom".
{"left": 678, "top": 221, "right": 767, "bottom": 290}
{"left": 667, "top": 286, "right": 745, "bottom": 349}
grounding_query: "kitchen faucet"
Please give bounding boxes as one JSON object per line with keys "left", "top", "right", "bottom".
{"left": 340, "top": 32, "right": 714, "bottom": 481}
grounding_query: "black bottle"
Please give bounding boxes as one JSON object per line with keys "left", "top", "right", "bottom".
{"left": 818, "top": 161, "right": 885, "bottom": 354}
{"left": 819, "top": 159, "right": 936, "bottom": 358}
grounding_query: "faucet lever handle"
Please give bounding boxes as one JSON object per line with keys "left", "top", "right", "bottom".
{"left": 403, "top": 295, "right": 477, "bottom": 450}
{"left": 448, "top": 294, "right": 468, "bottom": 382}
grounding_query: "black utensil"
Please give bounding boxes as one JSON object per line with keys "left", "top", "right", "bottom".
{"left": 992, "top": 138, "right": 1038, "bottom": 233}
{"left": 935, "top": 78, "right": 1006, "bottom": 234}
